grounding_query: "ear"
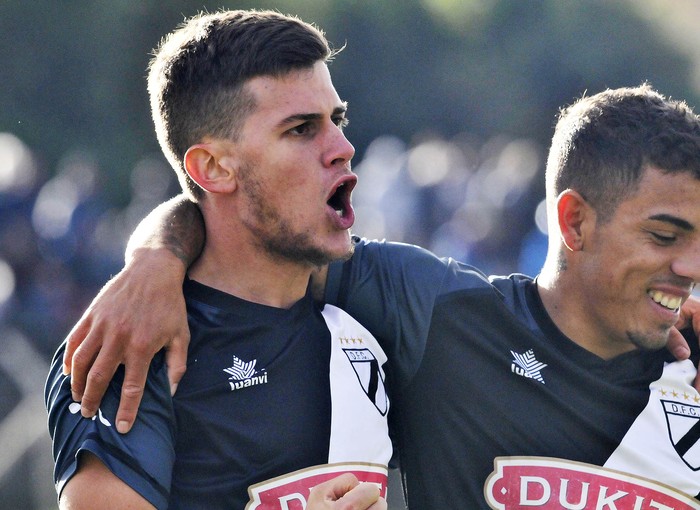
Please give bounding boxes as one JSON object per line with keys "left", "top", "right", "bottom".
{"left": 556, "top": 189, "right": 593, "bottom": 252}
{"left": 184, "top": 142, "right": 238, "bottom": 194}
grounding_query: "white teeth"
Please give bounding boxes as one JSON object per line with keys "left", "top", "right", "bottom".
{"left": 335, "top": 209, "right": 343, "bottom": 217}
{"left": 648, "top": 290, "right": 681, "bottom": 310}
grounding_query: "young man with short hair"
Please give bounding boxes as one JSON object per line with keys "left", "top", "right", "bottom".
{"left": 45, "top": 10, "right": 391, "bottom": 510}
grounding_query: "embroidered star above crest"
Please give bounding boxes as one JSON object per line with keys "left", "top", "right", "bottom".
{"left": 340, "top": 336, "right": 365, "bottom": 345}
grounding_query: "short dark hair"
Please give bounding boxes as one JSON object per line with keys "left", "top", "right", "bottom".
{"left": 148, "top": 9, "right": 337, "bottom": 200}
{"left": 546, "top": 83, "right": 700, "bottom": 222}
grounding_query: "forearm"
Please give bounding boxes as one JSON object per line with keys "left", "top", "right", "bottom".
{"left": 125, "top": 194, "right": 205, "bottom": 269}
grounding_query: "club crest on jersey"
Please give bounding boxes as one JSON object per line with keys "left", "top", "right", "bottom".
{"left": 224, "top": 355, "right": 268, "bottom": 392}
{"left": 662, "top": 399, "right": 700, "bottom": 469}
{"left": 343, "top": 348, "right": 388, "bottom": 415}
{"left": 510, "top": 349, "right": 547, "bottom": 384}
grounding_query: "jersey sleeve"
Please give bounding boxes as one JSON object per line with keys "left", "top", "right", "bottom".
{"left": 326, "top": 237, "right": 497, "bottom": 390}
{"left": 44, "top": 343, "right": 176, "bottom": 509}
{"left": 325, "top": 238, "right": 450, "bottom": 389}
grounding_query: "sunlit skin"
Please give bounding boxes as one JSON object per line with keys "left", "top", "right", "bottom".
{"left": 235, "top": 62, "right": 356, "bottom": 263}
{"left": 539, "top": 166, "right": 700, "bottom": 359}
{"left": 186, "top": 61, "right": 356, "bottom": 307}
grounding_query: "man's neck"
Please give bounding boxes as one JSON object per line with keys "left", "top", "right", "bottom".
{"left": 189, "top": 236, "right": 313, "bottom": 309}
{"left": 537, "top": 267, "right": 634, "bottom": 360}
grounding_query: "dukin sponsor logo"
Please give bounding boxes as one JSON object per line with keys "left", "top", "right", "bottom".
{"left": 485, "top": 457, "right": 698, "bottom": 510}
{"left": 224, "top": 355, "right": 268, "bottom": 391}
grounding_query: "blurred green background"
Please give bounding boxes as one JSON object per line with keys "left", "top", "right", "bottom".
{"left": 2, "top": 0, "right": 700, "bottom": 508}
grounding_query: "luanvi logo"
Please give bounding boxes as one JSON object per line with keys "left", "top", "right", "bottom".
{"left": 510, "top": 349, "right": 547, "bottom": 384}
{"left": 224, "top": 355, "right": 268, "bottom": 392}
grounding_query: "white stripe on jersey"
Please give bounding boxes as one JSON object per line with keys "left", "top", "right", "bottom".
{"left": 604, "top": 359, "right": 700, "bottom": 497}
{"left": 322, "top": 304, "right": 393, "bottom": 465}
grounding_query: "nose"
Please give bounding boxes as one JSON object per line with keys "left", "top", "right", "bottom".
{"left": 323, "top": 126, "right": 355, "bottom": 168}
{"left": 671, "top": 241, "right": 700, "bottom": 284}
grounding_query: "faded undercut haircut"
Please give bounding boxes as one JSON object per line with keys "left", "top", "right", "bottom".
{"left": 147, "top": 9, "right": 336, "bottom": 200}
{"left": 546, "top": 83, "right": 700, "bottom": 222}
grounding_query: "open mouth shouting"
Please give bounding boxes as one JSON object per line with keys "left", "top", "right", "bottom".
{"left": 327, "top": 175, "right": 357, "bottom": 229}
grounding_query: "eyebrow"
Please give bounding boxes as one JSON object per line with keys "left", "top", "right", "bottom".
{"left": 648, "top": 213, "right": 695, "bottom": 231}
{"left": 277, "top": 104, "right": 348, "bottom": 128}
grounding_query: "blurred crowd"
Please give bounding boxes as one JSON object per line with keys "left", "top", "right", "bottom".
{"left": 351, "top": 132, "right": 548, "bottom": 276}
{"left": 0, "top": 132, "right": 180, "bottom": 360}
{"left": 0, "top": 128, "right": 547, "bottom": 508}
{"left": 0, "top": 132, "right": 180, "bottom": 509}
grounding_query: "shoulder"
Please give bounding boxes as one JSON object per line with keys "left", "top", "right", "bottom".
{"left": 46, "top": 343, "right": 174, "bottom": 509}
{"left": 341, "top": 237, "right": 492, "bottom": 291}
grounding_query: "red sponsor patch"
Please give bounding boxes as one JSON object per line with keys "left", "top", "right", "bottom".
{"left": 485, "top": 457, "right": 698, "bottom": 509}
{"left": 245, "top": 463, "right": 388, "bottom": 510}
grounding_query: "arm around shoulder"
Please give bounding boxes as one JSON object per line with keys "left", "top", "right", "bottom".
{"left": 64, "top": 194, "right": 204, "bottom": 433}
{"left": 125, "top": 194, "right": 204, "bottom": 266}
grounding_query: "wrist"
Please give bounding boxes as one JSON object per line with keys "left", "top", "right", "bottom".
{"left": 126, "top": 246, "right": 188, "bottom": 279}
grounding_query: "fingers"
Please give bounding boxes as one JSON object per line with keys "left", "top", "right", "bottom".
{"left": 335, "top": 483, "right": 383, "bottom": 509}
{"left": 63, "top": 317, "right": 91, "bottom": 375}
{"left": 320, "top": 472, "right": 360, "bottom": 500}
{"left": 165, "top": 332, "right": 190, "bottom": 396}
{"left": 70, "top": 312, "right": 128, "bottom": 416}
{"left": 69, "top": 329, "right": 102, "bottom": 404}
{"left": 678, "top": 293, "right": 700, "bottom": 337}
{"left": 666, "top": 327, "right": 691, "bottom": 361}
{"left": 306, "top": 473, "right": 385, "bottom": 510}
{"left": 365, "top": 497, "right": 388, "bottom": 510}
{"left": 66, "top": 275, "right": 126, "bottom": 404}
{"left": 114, "top": 356, "right": 151, "bottom": 433}
{"left": 78, "top": 347, "right": 120, "bottom": 419}
{"left": 76, "top": 333, "right": 186, "bottom": 433}
{"left": 692, "top": 309, "right": 700, "bottom": 392}
{"left": 674, "top": 294, "right": 700, "bottom": 389}
{"left": 61, "top": 248, "right": 190, "bottom": 434}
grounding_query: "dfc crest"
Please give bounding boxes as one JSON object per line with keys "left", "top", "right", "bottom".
{"left": 343, "top": 348, "right": 388, "bottom": 415}
{"left": 663, "top": 399, "right": 700, "bottom": 470}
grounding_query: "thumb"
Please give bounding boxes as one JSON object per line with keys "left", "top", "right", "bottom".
{"left": 667, "top": 326, "right": 691, "bottom": 361}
